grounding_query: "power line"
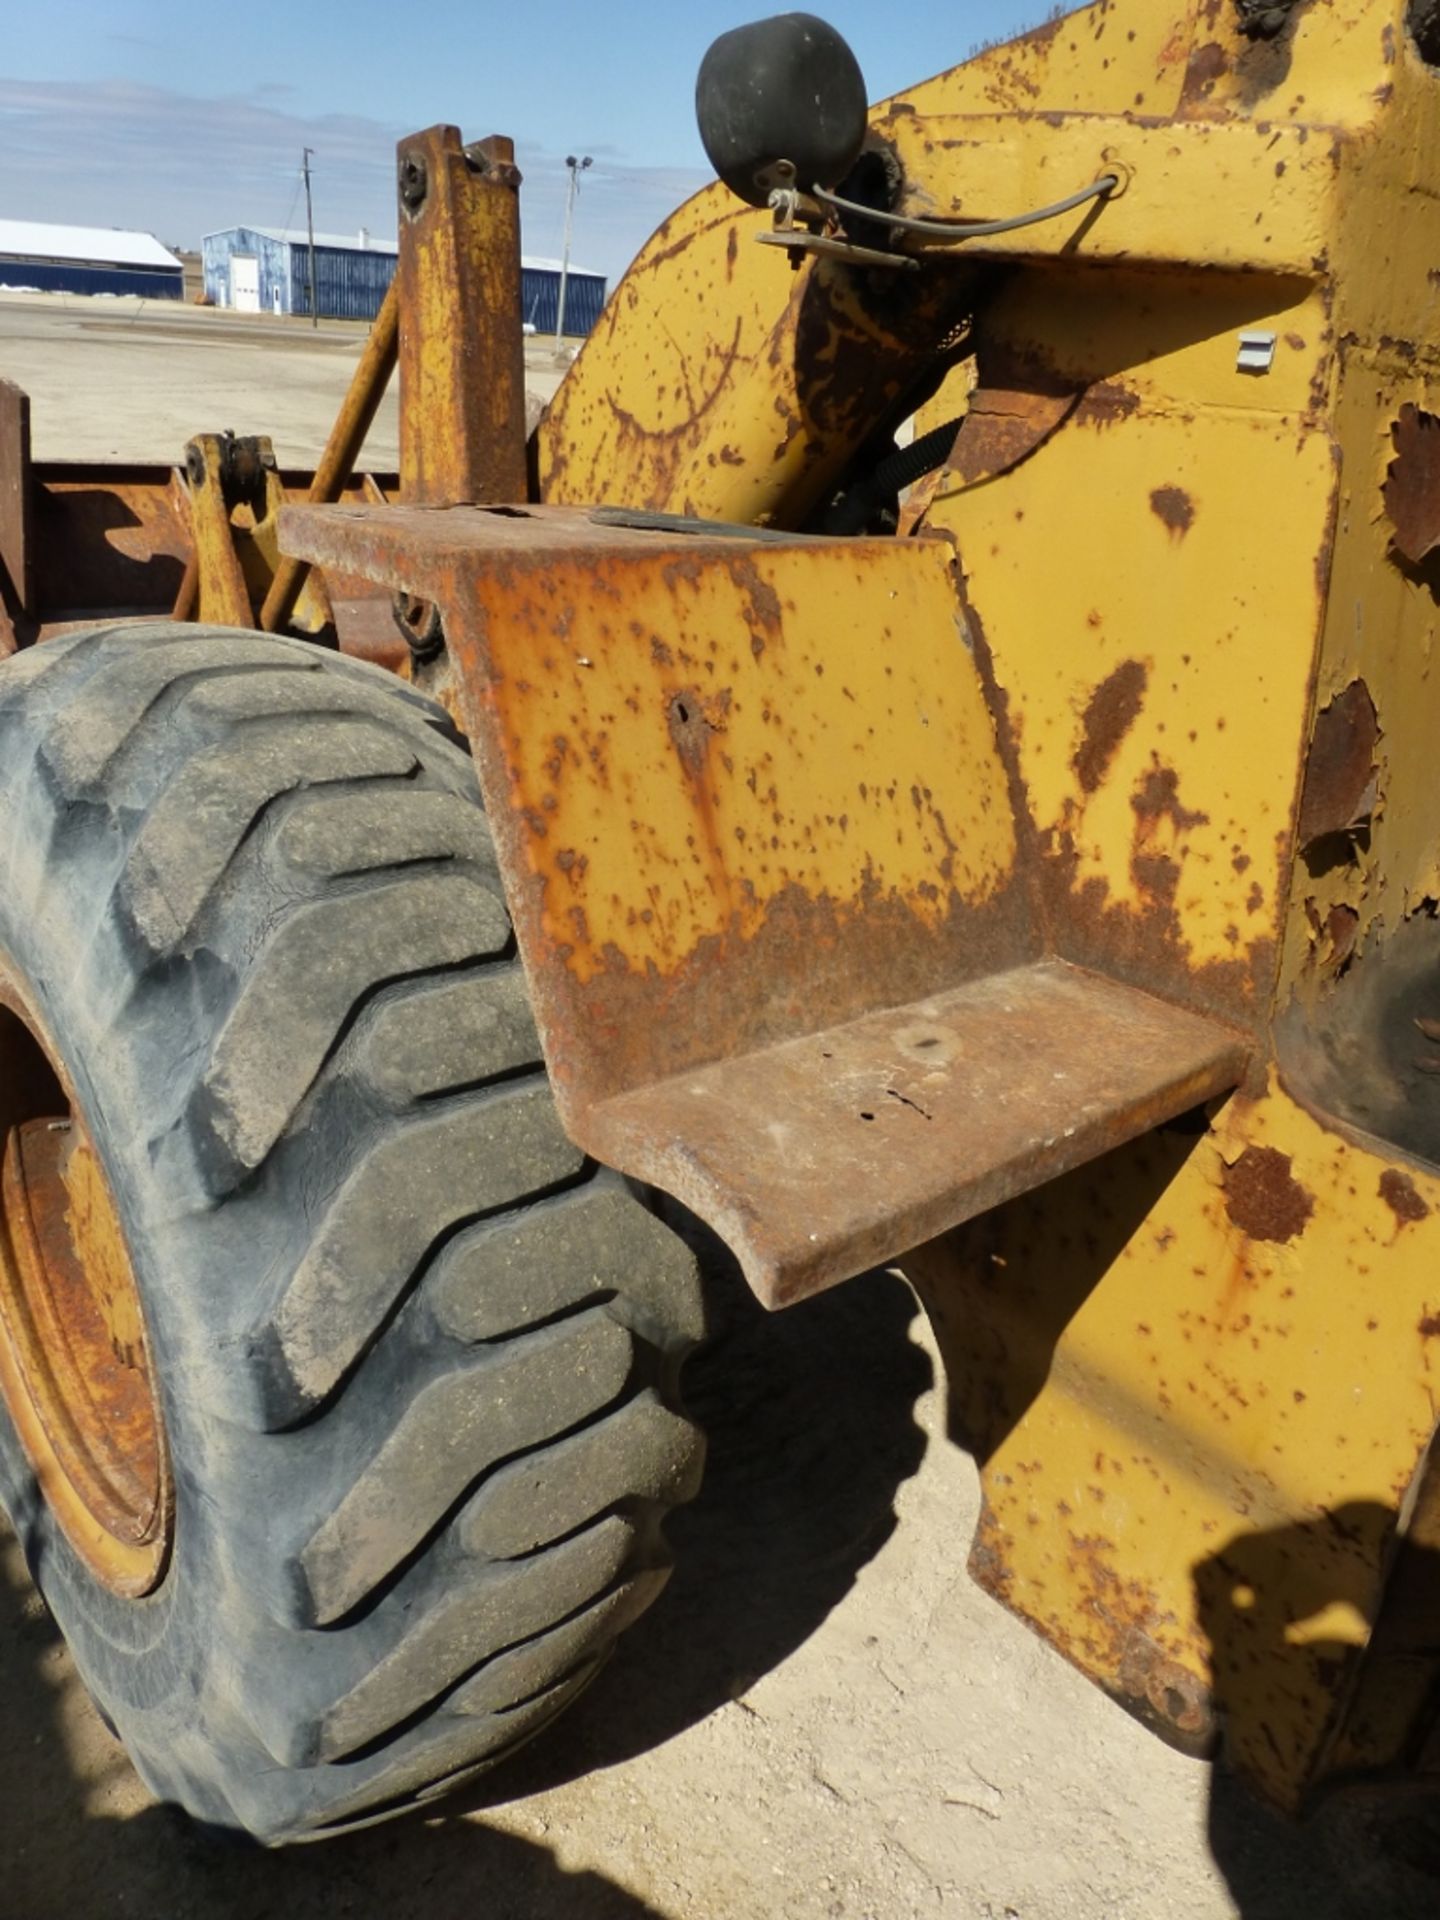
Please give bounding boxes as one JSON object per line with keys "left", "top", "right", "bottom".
{"left": 302, "top": 146, "right": 318, "bottom": 329}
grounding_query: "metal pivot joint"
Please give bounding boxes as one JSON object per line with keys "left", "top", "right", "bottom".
{"left": 398, "top": 151, "right": 428, "bottom": 217}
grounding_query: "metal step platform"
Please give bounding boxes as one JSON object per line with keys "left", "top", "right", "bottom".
{"left": 588, "top": 960, "right": 1249, "bottom": 1306}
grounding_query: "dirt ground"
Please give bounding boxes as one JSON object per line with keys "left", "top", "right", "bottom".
{"left": 3, "top": 292, "right": 1440, "bottom": 1919}
{"left": 0, "top": 289, "right": 566, "bottom": 468}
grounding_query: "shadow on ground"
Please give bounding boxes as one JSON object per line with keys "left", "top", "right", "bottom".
{"left": 0, "top": 1527, "right": 669, "bottom": 1920}
{"left": 0, "top": 1255, "right": 931, "bottom": 1916}
{"left": 0, "top": 1530, "right": 676, "bottom": 1920}
{"left": 465, "top": 1253, "right": 932, "bottom": 1802}
{"left": 1206, "top": 1765, "right": 1440, "bottom": 1920}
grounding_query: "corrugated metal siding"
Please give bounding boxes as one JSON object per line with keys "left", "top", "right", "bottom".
{"left": 292, "top": 243, "right": 395, "bottom": 322}
{"left": 521, "top": 267, "right": 606, "bottom": 337}
{"left": 0, "top": 258, "right": 182, "bottom": 299}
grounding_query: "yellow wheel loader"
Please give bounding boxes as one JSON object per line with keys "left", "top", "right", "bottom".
{"left": 3, "top": 0, "right": 1440, "bottom": 1844}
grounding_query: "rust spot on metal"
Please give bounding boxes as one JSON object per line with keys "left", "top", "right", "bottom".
{"left": 1117, "top": 1633, "right": 1215, "bottom": 1749}
{"left": 1132, "top": 764, "right": 1210, "bottom": 837}
{"left": 1131, "top": 851, "right": 1181, "bottom": 906}
{"left": 667, "top": 686, "right": 732, "bottom": 776}
{"left": 1013, "top": 1514, "right": 1221, "bottom": 1759}
{"left": 1182, "top": 40, "right": 1230, "bottom": 104}
{"left": 727, "top": 554, "right": 782, "bottom": 655}
{"left": 1225, "top": 1146, "right": 1314, "bottom": 1245}
{"left": 1150, "top": 487, "right": 1195, "bottom": 538}
{"left": 1041, "top": 828, "right": 1273, "bottom": 1031}
{"left": 947, "top": 387, "right": 1080, "bottom": 488}
{"left": 558, "top": 869, "right": 1038, "bottom": 1104}
{"left": 1325, "top": 904, "right": 1358, "bottom": 970}
{"left": 1074, "top": 381, "right": 1141, "bottom": 430}
{"left": 1016, "top": 12, "right": 1064, "bottom": 54}
{"left": 1074, "top": 661, "right": 1148, "bottom": 795}
{"left": 1296, "top": 681, "right": 1379, "bottom": 850}
{"left": 1380, "top": 1169, "right": 1429, "bottom": 1227}
{"left": 1384, "top": 404, "right": 1440, "bottom": 565}
{"left": 969, "top": 1498, "right": 1016, "bottom": 1604}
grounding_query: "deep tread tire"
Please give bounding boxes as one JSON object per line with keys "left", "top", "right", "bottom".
{"left": 0, "top": 625, "right": 705, "bottom": 1843}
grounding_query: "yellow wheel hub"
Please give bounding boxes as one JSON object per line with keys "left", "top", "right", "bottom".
{"left": 0, "top": 976, "right": 171, "bottom": 1597}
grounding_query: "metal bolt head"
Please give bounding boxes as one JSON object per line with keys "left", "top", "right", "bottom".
{"left": 391, "top": 590, "right": 445, "bottom": 665}
{"left": 1236, "top": 0, "right": 1294, "bottom": 36}
{"left": 398, "top": 152, "right": 428, "bottom": 215}
{"left": 463, "top": 140, "right": 522, "bottom": 190}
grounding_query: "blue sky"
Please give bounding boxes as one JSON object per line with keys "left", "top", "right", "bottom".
{"left": 1, "top": 2, "right": 1058, "bottom": 281}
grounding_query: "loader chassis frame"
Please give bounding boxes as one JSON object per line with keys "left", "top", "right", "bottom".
{"left": 5, "top": 0, "right": 1440, "bottom": 1814}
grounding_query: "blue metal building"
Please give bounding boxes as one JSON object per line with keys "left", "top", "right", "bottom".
{"left": 201, "top": 227, "right": 395, "bottom": 321}
{"left": 0, "top": 219, "right": 182, "bottom": 299}
{"left": 203, "top": 225, "right": 607, "bottom": 334}
{"left": 520, "top": 258, "right": 608, "bottom": 337}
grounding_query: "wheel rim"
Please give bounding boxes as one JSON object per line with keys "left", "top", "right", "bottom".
{"left": 0, "top": 971, "right": 172, "bottom": 1597}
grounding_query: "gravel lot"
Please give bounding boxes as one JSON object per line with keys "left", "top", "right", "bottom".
{"left": 1, "top": 289, "right": 1438, "bottom": 1919}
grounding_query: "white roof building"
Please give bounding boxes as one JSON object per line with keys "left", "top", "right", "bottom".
{"left": 0, "top": 218, "right": 181, "bottom": 270}
{"left": 205, "top": 226, "right": 397, "bottom": 253}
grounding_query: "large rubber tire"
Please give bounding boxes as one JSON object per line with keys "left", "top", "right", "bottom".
{"left": 0, "top": 625, "right": 705, "bottom": 1842}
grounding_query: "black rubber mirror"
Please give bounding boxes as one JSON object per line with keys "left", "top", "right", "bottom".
{"left": 696, "top": 12, "right": 869, "bottom": 207}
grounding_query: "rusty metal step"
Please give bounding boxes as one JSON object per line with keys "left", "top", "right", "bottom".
{"left": 586, "top": 959, "right": 1250, "bottom": 1308}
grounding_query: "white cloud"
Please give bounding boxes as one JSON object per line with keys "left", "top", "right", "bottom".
{"left": 0, "top": 76, "right": 709, "bottom": 282}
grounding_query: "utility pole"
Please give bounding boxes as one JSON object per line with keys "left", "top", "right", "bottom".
{"left": 554, "top": 153, "right": 592, "bottom": 349}
{"left": 302, "top": 147, "right": 319, "bottom": 330}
